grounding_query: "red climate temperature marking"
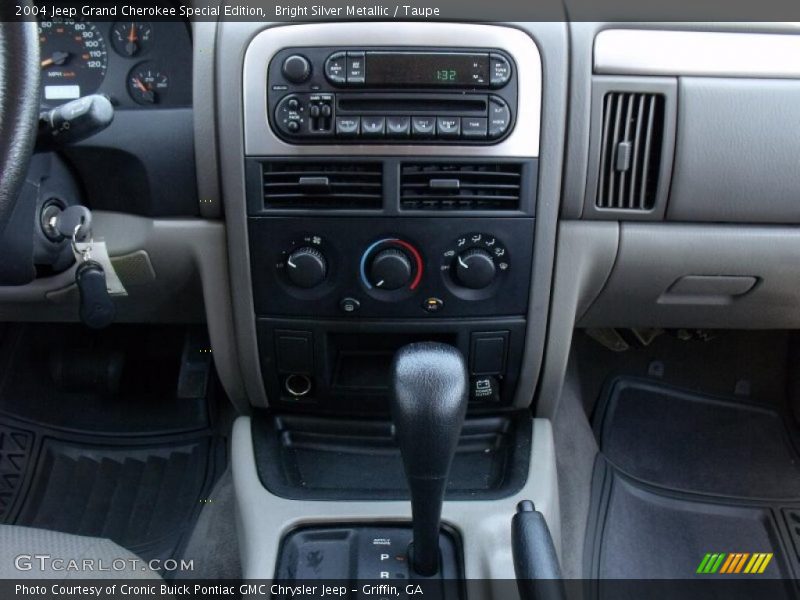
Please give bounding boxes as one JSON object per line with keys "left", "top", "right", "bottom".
{"left": 393, "top": 239, "right": 424, "bottom": 290}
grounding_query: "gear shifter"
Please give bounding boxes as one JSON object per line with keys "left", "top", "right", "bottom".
{"left": 390, "top": 342, "right": 469, "bottom": 576}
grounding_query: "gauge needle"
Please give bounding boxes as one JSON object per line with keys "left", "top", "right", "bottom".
{"left": 133, "top": 77, "right": 156, "bottom": 103}
{"left": 41, "top": 51, "right": 70, "bottom": 68}
{"left": 127, "top": 24, "right": 138, "bottom": 43}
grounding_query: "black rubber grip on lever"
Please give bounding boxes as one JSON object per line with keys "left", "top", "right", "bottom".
{"left": 512, "top": 500, "right": 566, "bottom": 600}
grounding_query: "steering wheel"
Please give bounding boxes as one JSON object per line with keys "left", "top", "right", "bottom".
{"left": 0, "top": 5, "right": 40, "bottom": 234}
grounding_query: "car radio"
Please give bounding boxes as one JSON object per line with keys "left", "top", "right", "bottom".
{"left": 266, "top": 47, "right": 518, "bottom": 144}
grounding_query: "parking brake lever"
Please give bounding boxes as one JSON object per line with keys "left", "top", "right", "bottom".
{"left": 512, "top": 500, "right": 567, "bottom": 600}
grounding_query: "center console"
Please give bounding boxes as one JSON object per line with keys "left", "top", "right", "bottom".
{"left": 242, "top": 23, "right": 542, "bottom": 418}
{"left": 217, "top": 20, "right": 562, "bottom": 584}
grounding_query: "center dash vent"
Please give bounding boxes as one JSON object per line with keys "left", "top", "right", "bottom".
{"left": 595, "top": 92, "right": 666, "bottom": 211}
{"left": 400, "top": 163, "right": 522, "bottom": 211}
{"left": 262, "top": 162, "right": 383, "bottom": 209}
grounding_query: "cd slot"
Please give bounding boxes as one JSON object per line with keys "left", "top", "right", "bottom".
{"left": 337, "top": 93, "right": 488, "bottom": 116}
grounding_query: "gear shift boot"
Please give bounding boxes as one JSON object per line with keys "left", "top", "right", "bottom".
{"left": 275, "top": 525, "right": 462, "bottom": 592}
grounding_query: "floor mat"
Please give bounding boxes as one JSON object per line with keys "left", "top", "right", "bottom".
{"left": 0, "top": 324, "right": 225, "bottom": 568}
{"left": 586, "top": 378, "right": 800, "bottom": 591}
{"left": 0, "top": 324, "right": 210, "bottom": 435}
{"left": 594, "top": 378, "right": 800, "bottom": 500}
{"left": 0, "top": 415, "right": 224, "bottom": 564}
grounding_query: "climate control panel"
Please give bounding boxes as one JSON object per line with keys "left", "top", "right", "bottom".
{"left": 249, "top": 217, "right": 534, "bottom": 319}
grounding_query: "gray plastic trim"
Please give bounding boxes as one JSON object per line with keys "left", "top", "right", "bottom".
{"left": 536, "top": 221, "right": 619, "bottom": 419}
{"left": 595, "top": 29, "right": 800, "bottom": 78}
{"left": 579, "top": 224, "right": 800, "bottom": 329}
{"left": 192, "top": 18, "right": 223, "bottom": 219}
{"left": 242, "top": 22, "right": 542, "bottom": 158}
{"left": 668, "top": 77, "right": 800, "bottom": 223}
{"left": 232, "top": 415, "right": 561, "bottom": 580}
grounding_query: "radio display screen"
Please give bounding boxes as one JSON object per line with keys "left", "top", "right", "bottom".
{"left": 365, "top": 52, "right": 490, "bottom": 87}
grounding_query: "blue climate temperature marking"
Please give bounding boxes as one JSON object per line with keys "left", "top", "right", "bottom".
{"left": 359, "top": 238, "right": 398, "bottom": 289}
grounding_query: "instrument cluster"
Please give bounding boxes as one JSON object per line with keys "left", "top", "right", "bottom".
{"left": 38, "top": 18, "right": 192, "bottom": 109}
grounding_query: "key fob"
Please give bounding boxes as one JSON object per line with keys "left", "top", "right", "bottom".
{"left": 76, "top": 260, "right": 115, "bottom": 329}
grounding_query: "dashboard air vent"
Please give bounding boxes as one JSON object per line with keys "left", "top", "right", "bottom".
{"left": 400, "top": 163, "right": 522, "bottom": 211}
{"left": 262, "top": 162, "right": 383, "bottom": 209}
{"left": 596, "top": 92, "right": 665, "bottom": 211}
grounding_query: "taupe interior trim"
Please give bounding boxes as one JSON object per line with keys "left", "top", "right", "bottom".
{"left": 595, "top": 29, "right": 800, "bottom": 78}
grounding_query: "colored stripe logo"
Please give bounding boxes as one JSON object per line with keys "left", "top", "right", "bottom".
{"left": 697, "top": 553, "right": 773, "bottom": 574}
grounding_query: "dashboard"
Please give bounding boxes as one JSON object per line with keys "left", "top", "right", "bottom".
{"left": 31, "top": 14, "right": 198, "bottom": 219}
{"left": 38, "top": 18, "right": 192, "bottom": 109}
{"left": 16, "top": 16, "right": 800, "bottom": 425}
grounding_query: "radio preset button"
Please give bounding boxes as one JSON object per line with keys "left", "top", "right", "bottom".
{"left": 346, "top": 52, "right": 366, "bottom": 84}
{"left": 386, "top": 116, "right": 411, "bottom": 137}
{"left": 437, "top": 117, "right": 461, "bottom": 138}
{"left": 488, "top": 97, "right": 511, "bottom": 138}
{"left": 490, "top": 54, "right": 512, "bottom": 88}
{"left": 335, "top": 117, "right": 360, "bottom": 136}
{"left": 324, "top": 52, "right": 347, "bottom": 85}
{"left": 411, "top": 116, "right": 436, "bottom": 137}
{"left": 462, "top": 117, "right": 488, "bottom": 138}
{"left": 361, "top": 116, "right": 386, "bottom": 137}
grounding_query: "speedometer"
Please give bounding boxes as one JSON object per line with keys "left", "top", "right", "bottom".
{"left": 39, "top": 20, "right": 108, "bottom": 105}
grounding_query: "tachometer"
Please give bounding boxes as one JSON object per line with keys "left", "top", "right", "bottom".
{"left": 39, "top": 20, "right": 108, "bottom": 104}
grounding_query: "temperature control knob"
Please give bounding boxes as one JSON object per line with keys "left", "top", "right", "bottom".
{"left": 369, "top": 248, "right": 413, "bottom": 291}
{"left": 455, "top": 248, "right": 496, "bottom": 289}
{"left": 286, "top": 247, "right": 327, "bottom": 288}
{"left": 282, "top": 54, "right": 311, "bottom": 83}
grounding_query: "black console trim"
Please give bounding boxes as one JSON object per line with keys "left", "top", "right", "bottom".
{"left": 274, "top": 523, "right": 464, "bottom": 588}
{"left": 252, "top": 410, "right": 532, "bottom": 501}
{"left": 256, "top": 317, "right": 527, "bottom": 413}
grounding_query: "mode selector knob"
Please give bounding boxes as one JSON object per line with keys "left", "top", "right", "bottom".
{"left": 455, "top": 248, "right": 496, "bottom": 289}
{"left": 370, "top": 248, "right": 413, "bottom": 291}
{"left": 282, "top": 54, "right": 311, "bottom": 83}
{"left": 286, "top": 247, "right": 327, "bottom": 288}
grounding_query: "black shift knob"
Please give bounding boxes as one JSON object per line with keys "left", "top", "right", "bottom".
{"left": 391, "top": 342, "right": 468, "bottom": 576}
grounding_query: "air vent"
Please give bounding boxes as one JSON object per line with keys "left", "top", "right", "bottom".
{"left": 262, "top": 162, "right": 382, "bottom": 209}
{"left": 596, "top": 92, "right": 665, "bottom": 211}
{"left": 400, "top": 163, "right": 522, "bottom": 211}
